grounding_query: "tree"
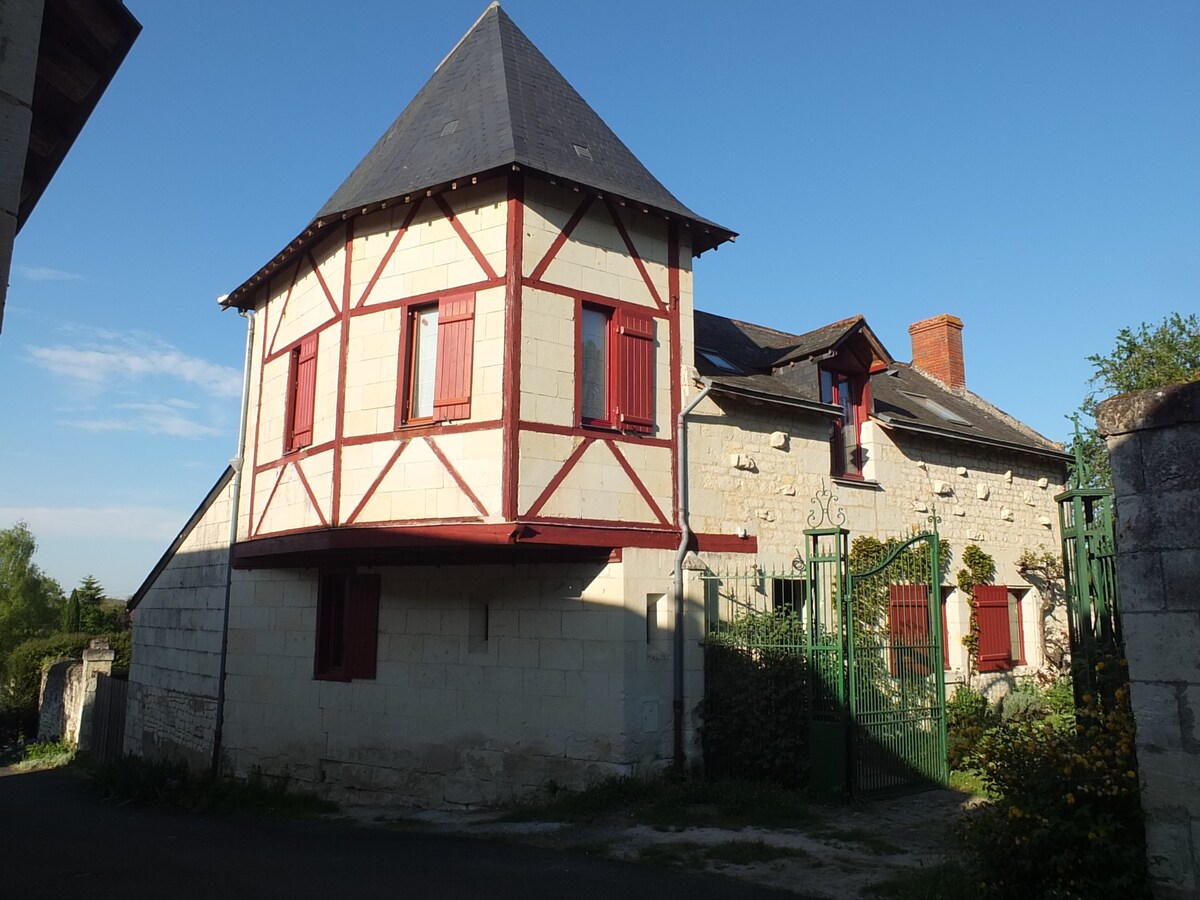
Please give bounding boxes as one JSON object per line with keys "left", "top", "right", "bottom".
{"left": 0, "top": 522, "right": 64, "bottom": 659}
{"left": 1077, "top": 313, "right": 1200, "bottom": 487}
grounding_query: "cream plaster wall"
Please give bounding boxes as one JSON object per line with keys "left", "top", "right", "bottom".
{"left": 218, "top": 550, "right": 686, "bottom": 807}
{"left": 125, "top": 479, "right": 233, "bottom": 769}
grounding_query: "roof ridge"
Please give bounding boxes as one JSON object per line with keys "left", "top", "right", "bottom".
{"left": 436, "top": 2, "right": 498, "bottom": 73}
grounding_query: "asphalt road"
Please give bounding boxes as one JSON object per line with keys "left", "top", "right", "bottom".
{"left": 0, "top": 766, "right": 794, "bottom": 899}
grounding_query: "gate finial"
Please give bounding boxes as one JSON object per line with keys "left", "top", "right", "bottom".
{"left": 808, "top": 480, "right": 846, "bottom": 528}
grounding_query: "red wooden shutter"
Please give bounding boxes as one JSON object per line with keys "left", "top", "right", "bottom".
{"left": 433, "top": 294, "right": 475, "bottom": 421}
{"left": 975, "top": 585, "right": 1012, "bottom": 672}
{"left": 290, "top": 336, "right": 318, "bottom": 449}
{"left": 346, "top": 574, "right": 381, "bottom": 680}
{"left": 617, "top": 308, "right": 655, "bottom": 433}
{"left": 888, "top": 584, "right": 931, "bottom": 676}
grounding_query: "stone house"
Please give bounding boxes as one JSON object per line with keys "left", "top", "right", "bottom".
{"left": 125, "top": 4, "right": 1067, "bottom": 806}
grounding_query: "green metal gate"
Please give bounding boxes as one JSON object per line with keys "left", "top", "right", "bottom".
{"left": 703, "top": 485, "right": 948, "bottom": 796}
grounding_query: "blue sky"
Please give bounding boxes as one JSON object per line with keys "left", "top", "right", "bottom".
{"left": 3, "top": 1, "right": 1197, "bottom": 597}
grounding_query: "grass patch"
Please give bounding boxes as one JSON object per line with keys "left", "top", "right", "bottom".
{"left": 948, "top": 768, "right": 993, "bottom": 798}
{"left": 636, "top": 841, "right": 708, "bottom": 869}
{"left": 89, "top": 755, "right": 337, "bottom": 819}
{"left": 864, "top": 860, "right": 973, "bottom": 898}
{"left": 808, "top": 824, "right": 905, "bottom": 856}
{"left": 503, "top": 775, "right": 810, "bottom": 829}
{"left": 11, "top": 740, "right": 75, "bottom": 771}
{"left": 704, "top": 839, "right": 810, "bottom": 865}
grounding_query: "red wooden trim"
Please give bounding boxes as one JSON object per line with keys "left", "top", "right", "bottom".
{"left": 501, "top": 172, "right": 524, "bottom": 520}
{"left": 615, "top": 306, "right": 655, "bottom": 433}
{"left": 525, "top": 280, "right": 670, "bottom": 320}
{"left": 693, "top": 533, "right": 758, "bottom": 554}
{"left": 434, "top": 193, "right": 499, "bottom": 282}
{"left": 573, "top": 296, "right": 585, "bottom": 428}
{"left": 293, "top": 458, "right": 329, "bottom": 528}
{"left": 253, "top": 464, "right": 288, "bottom": 537}
{"left": 528, "top": 194, "right": 593, "bottom": 283}
{"left": 606, "top": 440, "right": 670, "bottom": 526}
{"left": 524, "top": 436, "right": 593, "bottom": 518}
{"left": 425, "top": 436, "right": 489, "bottom": 517}
{"left": 267, "top": 260, "right": 302, "bottom": 359}
{"left": 520, "top": 517, "right": 678, "bottom": 547}
{"left": 517, "top": 420, "right": 673, "bottom": 449}
{"left": 306, "top": 249, "right": 341, "bottom": 318}
{"left": 1014, "top": 589, "right": 1026, "bottom": 666}
{"left": 354, "top": 199, "right": 423, "bottom": 309}
{"left": 340, "top": 419, "right": 504, "bottom": 446}
{"left": 668, "top": 223, "right": 681, "bottom": 528}
{"left": 603, "top": 199, "right": 665, "bottom": 312}
{"left": 264, "top": 316, "right": 339, "bottom": 365}
{"left": 345, "top": 441, "right": 410, "bottom": 525}
{"left": 351, "top": 277, "right": 505, "bottom": 317}
{"left": 248, "top": 298, "right": 268, "bottom": 540}
{"left": 431, "top": 293, "right": 475, "bottom": 421}
{"left": 332, "top": 221, "right": 352, "bottom": 525}
{"left": 254, "top": 439, "right": 336, "bottom": 475}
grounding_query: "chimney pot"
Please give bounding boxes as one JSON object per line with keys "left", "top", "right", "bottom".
{"left": 908, "top": 314, "right": 965, "bottom": 389}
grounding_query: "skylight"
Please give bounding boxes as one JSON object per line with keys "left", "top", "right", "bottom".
{"left": 698, "top": 349, "right": 740, "bottom": 373}
{"left": 900, "top": 391, "right": 972, "bottom": 426}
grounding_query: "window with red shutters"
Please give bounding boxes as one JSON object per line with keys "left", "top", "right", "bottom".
{"left": 888, "top": 584, "right": 933, "bottom": 676}
{"left": 315, "top": 573, "right": 380, "bottom": 681}
{"left": 402, "top": 294, "right": 475, "bottom": 424}
{"left": 579, "top": 303, "right": 656, "bottom": 433}
{"left": 976, "top": 585, "right": 1017, "bottom": 672}
{"left": 285, "top": 335, "right": 317, "bottom": 452}
{"left": 820, "top": 367, "right": 869, "bottom": 478}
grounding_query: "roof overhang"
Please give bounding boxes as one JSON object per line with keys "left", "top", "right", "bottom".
{"left": 872, "top": 414, "right": 1072, "bottom": 463}
{"left": 708, "top": 379, "right": 840, "bottom": 416}
{"left": 220, "top": 166, "right": 737, "bottom": 311}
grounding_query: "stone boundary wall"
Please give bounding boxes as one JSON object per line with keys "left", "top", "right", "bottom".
{"left": 1097, "top": 379, "right": 1200, "bottom": 899}
{"left": 37, "top": 640, "right": 115, "bottom": 749}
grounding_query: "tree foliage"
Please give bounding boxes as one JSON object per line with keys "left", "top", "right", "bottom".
{"left": 0, "top": 522, "right": 64, "bottom": 659}
{"left": 1078, "top": 313, "right": 1200, "bottom": 487}
{"left": 61, "top": 574, "right": 127, "bottom": 634}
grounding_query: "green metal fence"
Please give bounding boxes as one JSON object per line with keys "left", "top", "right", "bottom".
{"left": 701, "top": 485, "right": 948, "bottom": 796}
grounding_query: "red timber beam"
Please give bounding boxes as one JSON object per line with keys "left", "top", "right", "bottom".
{"left": 266, "top": 261, "right": 301, "bottom": 358}
{"left": 293, "top": 459, "right": 329, "bottom": 527}
{"left": 353, "top": 199, "right": 423, "bottom": 310}
{"left": 247, "top": 292, "right": 268, "bottom": 539}
{"left": 434, "top": 193, "right": 499, "bottom": 282}
{"left": 603, "top": 198, "right": 666, "bottom": 313}
{"left": 668, "top": 222, "right": 681, "bottom": 528}
{"left": 331, "top": 219, "right": 353, "bottom": 525}
{"left": 306, "top": 249, "right": 341, "bottom": 318}
{"left": 527, "top": 193, "right": 593, "bottom": 282}
{"left": 344, "top": 440, "right": 409, "bottom": 525}
{"left": 424, "top": 436, "right": 490, "bottom": 517}
{"left": 501, "top": 171, "right": 524, "bottom": 520}
{"left": 524, "top": 436, "right": 593, "bottom": 518}
{"left": 606, "top": 441, "right": 670, "bottom": 526}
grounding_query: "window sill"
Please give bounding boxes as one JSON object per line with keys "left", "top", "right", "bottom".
{"left": 831, "top": 476, "right": 882, "bottom": 490}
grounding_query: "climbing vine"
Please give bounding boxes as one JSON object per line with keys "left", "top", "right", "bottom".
{"left": 956, "top": 544, "right": 996, "bottom": 675}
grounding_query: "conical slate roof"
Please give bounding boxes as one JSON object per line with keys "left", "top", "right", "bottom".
{"left": 317, "top": 3, "right": 731, "bottom": 246}
{"left": 225, "top": 4, "right": 733, "bottom": 307}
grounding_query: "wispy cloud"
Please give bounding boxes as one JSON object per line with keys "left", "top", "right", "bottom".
{"left": 0, "top": 505, "right": 186, "bottom": 542}
{"left": 73, "top": 407, "right": 223, "bottom": 439}
{"left": 27, "top": 334, "right": 241, "bottom": 397}
{"left": 14, "top": 265, "right": 83, "bottom": 282}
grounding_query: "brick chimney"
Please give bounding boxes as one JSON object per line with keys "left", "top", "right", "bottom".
{"left": 908, "top": 314, "right": 965, "bottom": 389}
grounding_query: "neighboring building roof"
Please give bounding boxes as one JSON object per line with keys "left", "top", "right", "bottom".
{"left": 224, "top": 3, "right": 734, "bottom": 309}
{"left": 694, "top": 309, "right": 1068, "bottom": 461}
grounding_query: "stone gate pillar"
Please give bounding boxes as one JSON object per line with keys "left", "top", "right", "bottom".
{"left": 1096, "top": 380, "right": 1200, "bottom": 900}
{"left": 77, "top": 639, "right": 115, "bottom": 753}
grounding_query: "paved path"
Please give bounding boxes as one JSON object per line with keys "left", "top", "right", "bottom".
{"left": 0, "top": 766, "right": 796, "bottom": 899}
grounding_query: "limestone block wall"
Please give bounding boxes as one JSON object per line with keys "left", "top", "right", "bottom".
{"left": 220, "top": 550, "right": 684, "bottom": 807}
{"left": 125, "top": 481, "right": 234, "bottom": 769}
{"left": 688, "top": 396, "right": 1067, "bottom": 682}
{"left": 1097, "top": 381, "right": 1200, "bottom": 900}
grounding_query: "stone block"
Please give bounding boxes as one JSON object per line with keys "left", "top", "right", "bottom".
{"left": 1116, "top": 551, "right": 1167, "bottom": 613}
{"left": 1124, "top": 611, "right": 1200, "bottom": 683}
{"left": 1162, "top": 549, "right": 1200, "bottom": 612}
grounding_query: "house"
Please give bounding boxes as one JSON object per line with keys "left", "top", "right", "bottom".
{"left": 125, "top": 4, "right": 1067, "bottom": 806}
{"left": 0, "top": 0, "right": 141, "bottom": 332}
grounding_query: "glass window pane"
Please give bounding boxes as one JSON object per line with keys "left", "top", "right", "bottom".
{"left": 411, "top": 307, "right": 438, "bottom": 418}
{"left": 581, "top": 308, "right": 608, "bottom": 420}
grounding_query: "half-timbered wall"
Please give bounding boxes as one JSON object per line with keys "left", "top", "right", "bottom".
{"left": 242, "top": 180, "right": 509, "bottom": 539}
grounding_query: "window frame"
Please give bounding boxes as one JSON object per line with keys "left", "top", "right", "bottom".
{"left": 314, "top": 572, "right": 381, "bottom": 682}
{"left": 397, "top": 292, "right": 476, "bottom": 427}
{"left": 820, "top": 367, "right": 870, "bottom": 479}
{"left": 576, "top": 301, "right": 656, "bottom": 435}
{"left": 284, "top": 335, "right": 318, "bottom": 453}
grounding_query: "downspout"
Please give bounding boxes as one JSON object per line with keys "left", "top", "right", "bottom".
{"left": 212, "top": 306, "right": 255, "bottom": 774}
{"left": 673, "top": 376, "right": 713, "bottom": 771}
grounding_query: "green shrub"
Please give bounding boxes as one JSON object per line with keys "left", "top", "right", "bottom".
{"left": 946, "top": 685, "right": 995, "bottom": 772}
{"left": 1, "top": 632, "right": 131, "bottom": 738}
{"left": 957, "top": 657, "right": 1148, "bottom": 899}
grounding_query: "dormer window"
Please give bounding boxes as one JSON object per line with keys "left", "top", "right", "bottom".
{"left": 821, "top": 368, "right": 870, "bottom": 479}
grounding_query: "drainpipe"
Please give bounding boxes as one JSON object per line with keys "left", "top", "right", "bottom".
{"left": 673, "top": 376, "right": 713, "bottom": 772}
{"left": 212, "top": 306, "right": 255, "bottom": 774}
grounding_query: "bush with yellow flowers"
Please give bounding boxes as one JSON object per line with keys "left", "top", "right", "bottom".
{"left": 955, "top": 656, "right": 1149, "bottom": 899}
